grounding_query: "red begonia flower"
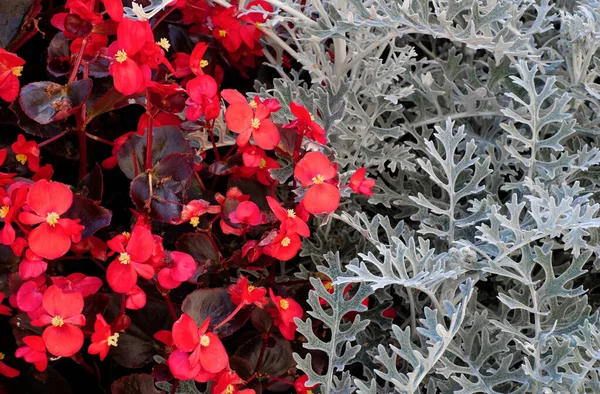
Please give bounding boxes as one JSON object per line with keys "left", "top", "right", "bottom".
{"left": 268, "top": 289, "right": 303, "bottom": 340}
{"left": 11, "top": 134, "right": 40, "bottom": 172}
{"left": 228, "top": 201, "right": 262, "bottom": 227}
{"left": 0, "top": 293, "right": 12, "bottom": 316}
{"left": 294, "top": 152, "right": 340, "bottom": 215}
{"left": 212, "top": 369, "right": 255, "bottom": 394}
{"left": 18, "top": 180, "right": 84, "bottom": 260}
{"left": 19, "top": 249, "right": 47, "bottom": 280}
{"left": 266, "top": 196, "right": 310, "bottom": 237}
{"left": 190, "top": 42, "right": 210, "bottom": 76}
{"left": 264, "top": 232, "right": 302, "bottom": 261}
{"left": 158, "top": 251, "right": 197, "bottom": 289}
{"left": 71, "top": 236, "right": 108, "bottom": 261}
{"left": 168, "top": 349, "right": 202, "bottom": 380}
{"left": 106, "top": 225, "right": 155, "bottom": 293}
{"left": 211, "top": 9, "right": 243, "bottom": 52}
{"left": 154, "top": 329, "right": 175, "bottom": 349}
{"left": 125, "top": 285, "right": 147, "bottom": 310}
{"left": 51, "top": 273, "right": 102, "bottom": 297}
{"left": 102, "top": 132, "right": 134, "bottom": 170}
{"left": 31, "top": 285, "right": 86, "bottom": 357}
{"left": 285, "top": 102, "right": 327, "bottom": 144}
{"left": 228, "top": 276, "right": 268, "bottom": 308}
{"left": 15, "top": 335, "right": 47, "bottom": 372}
{"left": 179, "top": 199, "right": 221, "bottom": 227}
{"left": 237, "top": 145, "right": 279, "bottom": 186}
{"left": 0, "top": 48, "right": 25, "bottom": 102}
{"left": 223, "top": 90, "right": 280, "bottom": 149}
{"left": 0, "top": 355, "right": 19, "bottom": 378}
{"left": 241, "top": 239, "right": 263, "bottom": 263}
{"left": 294, "top": 375, "right": 318, "bottom": 394}
{"left": 88, "top": 314, "right": 119, "bottom": 360}
{"left": 349, "top": 168, "right": 375, "bottom": 196}
{"left": 185, "top": 74, "right": 221, "bottom": 121}
{"left": 0, "top": 182, "right": 28, "bottom": 246}
{"left": 16, "top": 276, "right": 46, "bottom": 312}
{"left": 31, "top": 164, "right": 53, "bottom": 182}
{"left": 171, "top": 314, "right": 228, "bottom": 375}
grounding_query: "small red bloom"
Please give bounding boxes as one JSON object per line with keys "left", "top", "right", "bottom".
{"left": 51, "top": 273, "right": 102, "bottom": 297}
{"left": 266, "top": 196, "right": 310, "bottom": 237}
{"left": 228, "top": 276, "right": 268, "bottom": 308}
{"left": 31, "top": 285, "right": 86, "bottom": 357}
{"left": 185, "top": 74, "right": 221, "bottom": 121}
{"left": 125, "top": 285, "right": 147, "bottom": 310}
{"left": 268, "top": 289, "right": 303, "bottom": 340}
{"left": 349, "top": 168, "right": 375, "bottom": 196}
{"left": 294, "top": 152, "right": 340, "bottom": 215}
{"left": 223, "top": 89, "right": 280, "bottom": 149}
{"left": 0, "top": 353, "right": 19, "bottom": 378}
{"left": 19, "top": 249, "right": 47, "bottom": 280}
{"left": 237, "top": 145, "right": 279, "bottom": 186}
{"left": 264, "top": 231, "right": 302, "bottom": 261}
{"left": 0, "top": 48, "right": 25, "bottom": 102}
{"left": 11, "top": 134, "right": 40, "bottom": 172}
{"left": 18, "top": 180, "right": 84, "bottom": 260}
{"left": 106, "top": 225, "right": 155, "bottom": 293}
{"left": 15, "top": 335, "right": 47, "bottom": 372}
{"left": 228, "top": 201, "right": 262, "bottom": 227}
{"left": 211, "top": 9, "right": 242, "bottom": 52}
{"left": 0, "top": 182, "right": 28, "bottom": 246}
{"left": 71, "top": 236, "right": 108, "bottom": 261}
{"left": 88, "top": 314, "right": 119, "bottom": 360}
{"left": 212, "top": 369, "right": 255, "bottom": 394}
{"left": 157, "top": 251, "right": 197, "bottom": 290}
{"left": 179, "top": 199, "right": 221, "bottom": 227}
{"left": 169, "top": 314, "right": 229, "bottom": 380}
{"left": 285, "top": 102, "right": 327, "bottom": 144}
{"left": 294, "top": 375, "right": 318, "bottom": 394}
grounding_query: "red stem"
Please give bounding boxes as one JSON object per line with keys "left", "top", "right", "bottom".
{"left": 152, "top": 6, "right": 176, "bottom": 31}
{"left": 169, "top": 380, "right": 180, "bottom": 394}
{"left": 193, "top": 171, "right": 207, "bottom": 191}
{"left": 7, "top": 29, "right": 39, "bottom": 53}
{"left": 213, "top": 302, "right": 244, "bottom": 330}
{"left": 145, "top": 90, "right": 154, "bottom": 171}
{"left": 120, "top": 294, "right": 126, "bottom": 314}
{"left": 38, "top": 129, "right": 68, "bottom": 148}
{"left": 153, "top": 279, "right": 179, "bottom": 322}
{"left": 86, "top": 132, "right": 114, "bottom": 146}
{"left": 68, "top": 36, "right": 88, "bottom": 83}
{"left": 207, "top": 121, "right": 221, "bottom": 161}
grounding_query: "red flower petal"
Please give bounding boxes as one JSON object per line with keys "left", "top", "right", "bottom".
{"left": 43, "top": 324, "right": 84, "bottom": 357}
{"left": 106, "top": 259, "right": 137, "bottom": 293}
{"left": 198, "top": 332, "right": 228, "bottom": 373}
{"left": 28, "top": 222, "right": 72, "bottom": 260}
{"left": 168, "top": 350, "right": 202, "bottom": 380}
{"left": 225, "top": 103, "right": 252, "bottom": 133}
{"left": 172, "top": 313, "right": 199, "bottom": 352}
{"left": 101, "top": 0, "right": 123, "bottom": 22}
{"left": 110, "top": 59, "right": 144, "bottom": 96}
{"left": 252, "top": 119, "right": 280, "bottom": 150}
{"left": 303, "top": 183, "right": 340, "bottom": 215}
{"left": 0, "top": 361, "right": 19, "bottom": 378}
{"left": 132, "top": 261, "right": 154, "bottom": 279}
{"left": 187, "top": 75, "right": 218, "bottom": 102}
{"left": 158, "top": 268, "right": 182, "bottom": 290}
{"left": 170, "top": 251, "right": 196, "bottom": 282}
{"left": 117, "top": 18, "right": 147, "bottom": 56}
{"left": 41, "top": 285, "right": 84, "bottom": 319}
{"left": 221, "top": 89, "right": 246, "bottom": 105}
{"left": 126, "top": 226, "right": 154, "bottom": 263}
{"left": 294, "top": 152, "right": 337, "bottom": 186}
{"left": 27, "top": 180, "right": 73, "bottom": 216}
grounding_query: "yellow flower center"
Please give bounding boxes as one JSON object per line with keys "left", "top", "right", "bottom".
{"left": 279, "top": 299, "right": 289, "bottom": 310}
{"left": 12, "top": 66, "right": 23, "bottom": 77}
{"left": 225, "top": 385, "right": 235, "bottom": 394}
{"left": 255, "top": 22, "right": 262, "bottom": 30}
{"left": 259, "top": 158, "right": 267, "bottom": 169}
{"left": 119, "top": 252, "right": 131, "bottom": 264}
{"left": 15, "top": 153, "right": 27, "bottom": 165}
{"left": 199, "top": 59, "right": 209, "bottom": 68}
{"left": 107, "top": 333, "right": 119, "bottom": 347}
{"left": 51, "top": 315, "right": 64, "bottom": 327}
{"left": 46, "top": 212, "right": 60, "bottom": 226}
{"left": 200, "top": 334, "right": 210, "bottom": 347}
{"left": 248, "top": 285, "right": 255, "bottom": 292}
{"left": 115, "top": 50, "right": 128, "bottom": 63}
{"left": 0, "top": 205, "right": 9, "bottom": 219}
{"left": 156, "top": 37, "right": 171, "bottom": 51}
{"left": 249, "top": 100, "right": 257, "bottom": 109}
{"left": 287, "top": 209, "right": 296, "bottom": 218}
{"left": 281, "top": 237, "right": 291, "bottom": 247}
{"left": 324, "top": 281, "right": 333, "bottom": 291}
{"left": 307, "top": 391, "right": 313, "bottom": 394}
{"left": 251, "top": 118, "right": 261, "bottom": 129}
{"left": 0, "top": 352, "right": 4, "bottom": 361}
{"left": 190, "top": 216, "right": 200, "bottom": 227}
{"left": 218, "top": 29, "right": 227, "bottom": 37}
{"left": 122, "top": 231, "right": 131, "bottom": 239}
{"left": 311, "top": 174, "right": 325, "bottom": 184}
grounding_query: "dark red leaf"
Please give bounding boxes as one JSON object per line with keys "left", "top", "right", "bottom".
{"left": 111, "top": 374, "right": 158, "bottom": 394}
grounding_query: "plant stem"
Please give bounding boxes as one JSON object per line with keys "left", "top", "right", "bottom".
{"left": 207, "top": 121, "right": 221, "bottom": 161}
{"left": 213, "top": 303, "right": 244, "bottom": 330}
{"left": 68, "top": 37, "right": 88, "bottom": 83}
{"left": 86, "top": 132, "right": 114, "bottom": 146}
{"left": 38, "top": 130, "right": 68, "bottom": 148}
{"left": 169, "top": 379, "right": 179, "bottom": 394}
{"left": 145, "top": 90, "right": 154, "bottom": 171}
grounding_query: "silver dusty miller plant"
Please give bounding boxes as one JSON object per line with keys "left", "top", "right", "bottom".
{"left": 246, "top": 0, "right": 600, "bottom": 393}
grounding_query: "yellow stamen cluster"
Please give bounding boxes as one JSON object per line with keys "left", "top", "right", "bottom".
{"left": 12, "top": 66, "right": 23, "bottom": 77}
{"left": 190, "top": 216, "right": 200, "bottom": 227}
{"left": 15, "top": 153, "right": 27, "bottom": 165}
{"left": 199, "top": 60, "right": 209, "bottom": 68}
{"left": 200, "top": 334, "right": 211, "bottom": 347}
{"left": 46, "top": 212, "right": 60, "bottom": 226}
{"left": 311, "top": 174, "right": 325, "bottom": 184}
{"left": 287, "top": 209, "right": 296, "bottom": 218}
{"left": 281, "top": 237, "right": 291, "bottom": 247}
{"left": 115, "top": 50, "right": 128, "bottom": 63}
{"left": 251, "top": 118, "right": 261, "bottom": 129}
{"left": 225, "top": 385, "right": 235, "bottom": 394}
{"left": 51, "top": 315, "right": 64, "bottom": 327}
{"left": 249, "top": 100, "right": 258, "bottom": 109}
{"left": 279, "top": 299, "right": 289, "bottom": 310}
{"left": 0, "top": 205, "right": 9, "bottom": 219}
{"left": 324, "top": 281, "right": 333, "bottom": 291}
{"left": 107, "top": 333, "right": 120, "bottom": 347}
{"left": 0, "top": 352, "right": 4, "bottom": 361}
{"left": 156, "top": 38, "right": 171, "bottom": 51}
{"left": 247, "top": 285, "right": 256, "bottom": 292}
{"left": 259, "top": 158, "right": 267, "bottom": 169}
{"left": 119, "top": 252, "right": 131, "bottom": 264}
{"left": 218, "top": 29, "right": 227, "bottom": 37}
{"left": 122, "top": 231, "right": 131, "bottom": 239}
